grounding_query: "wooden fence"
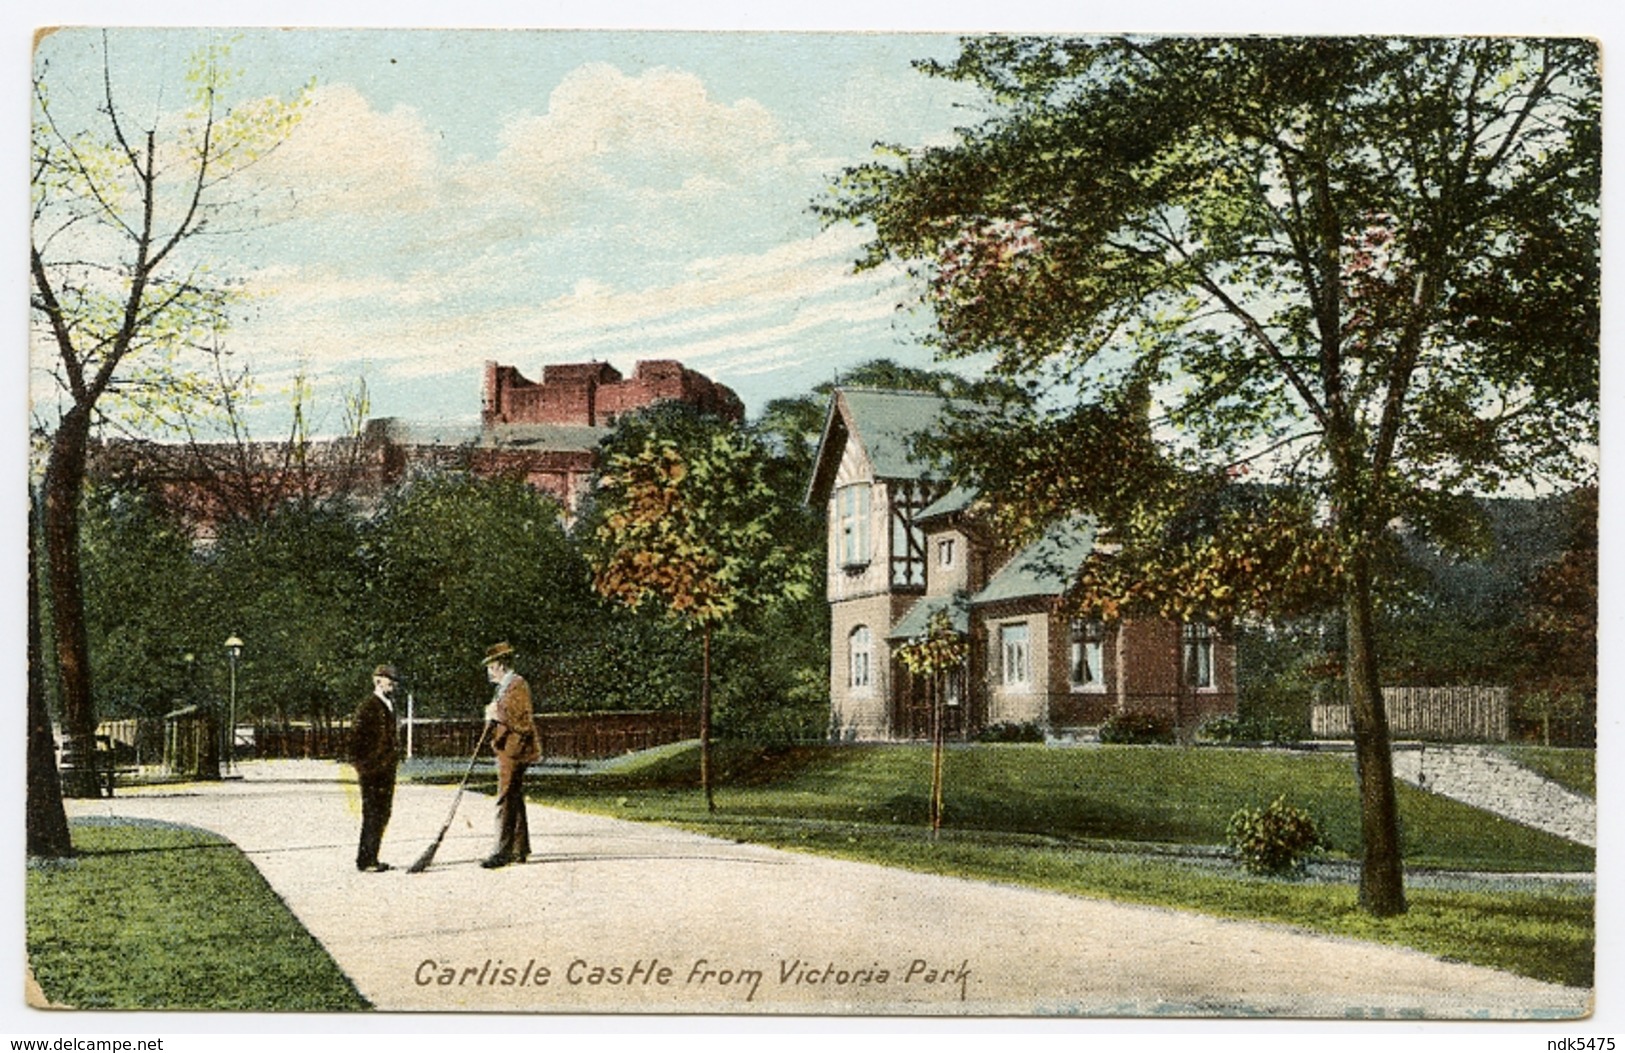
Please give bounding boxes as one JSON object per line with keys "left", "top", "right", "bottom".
{"left": 1311, "top": 686, "right": 1510, "bottom": 742}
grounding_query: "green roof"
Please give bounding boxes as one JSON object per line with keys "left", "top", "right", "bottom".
{"left": 838, "top": 389, "right": 959, "bottom": 480}
{"left": 972, "top": 519, "right": 1098, "bottom": 605}
{"left": 888, "top": 592, "right": 972, "bottom": 641}
{"left": 918, "top": 484, "right": 978, "bottom": 522}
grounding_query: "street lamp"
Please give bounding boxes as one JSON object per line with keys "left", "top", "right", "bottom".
{"left": 224, "top": 635, "right": 243, "bottom": 776}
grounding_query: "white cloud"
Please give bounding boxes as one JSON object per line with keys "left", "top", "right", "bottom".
{"left": 473, "top": 63, "right": 818, "bottom": 213}
{"left": 254, "top": 84, "right": 442, "bottom": 217}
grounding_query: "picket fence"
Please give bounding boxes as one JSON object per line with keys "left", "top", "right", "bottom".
{"left": 1310, "top": 686, "right": 1510, "bottom": 742}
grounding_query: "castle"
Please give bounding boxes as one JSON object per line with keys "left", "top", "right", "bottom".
{"left": 91, "top": 358, "right": 744, "bottom": 530}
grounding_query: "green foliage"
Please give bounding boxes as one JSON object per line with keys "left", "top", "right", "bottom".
{"left": 974, "top": 722, "right": 1044, "bottom": 744}
{"left": 827, "top": 37, "right": 1599, "bottom": 913}
{"left": 825, "top": 33, "right": 1599, "bottom": 614}
{"left": 78, "top": 485, "right": 205, "bottom": 722}
{"left": 1098, "top": 710, "right": 1175, "bottom": 745}
{"left": 1226, "top": 795, "right": 1327, "bottom": 877}
{"left": 360, "top": 473, "right": 598, "bottom": 715}
{"left": 589, "top": 406, "right": 814, "bottom": 627}
{"left": 1198, "top": 713, "right": 1303, "bottom": 745}
{"left": 27, "top": 820, "right": 366, "bottom": 1010}
{"left": 33, "top": 36, "right": 315, "bottom": 438}
{"left": 204, "top": 501, "right": 367, "bottom": 722}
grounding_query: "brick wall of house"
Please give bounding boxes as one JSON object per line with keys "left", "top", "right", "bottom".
{"left": 1046, "top": 610, "right": 1115, "bottom": 727}
{"left": 829, "top": 591, "right": 919, "bottom": 740}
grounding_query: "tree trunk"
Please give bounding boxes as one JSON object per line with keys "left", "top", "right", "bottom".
{"left": 27, "top": 492, "right": 73, "bottom": 857}
{"left": 700, "top": 622, "right": 715, "bottom": 813}
{"left": 929, "top": 672, "right": 944, "bottom": 838}
{"left": 42, "top": 409, "right": 101, "bottom": 799}
{"left": 1345, "top": 556, "right": 1407, "bottom": 916}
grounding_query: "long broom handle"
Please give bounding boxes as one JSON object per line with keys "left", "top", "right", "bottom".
{"left": 440, "top": 721, "right": 493, "bottom": 823}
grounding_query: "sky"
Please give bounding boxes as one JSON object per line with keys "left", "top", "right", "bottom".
{"left": 26, "top": 7, "right": 1622, "bottom": 448}
{"left": 30, "top": 26, "right": 997, "bottom": 438}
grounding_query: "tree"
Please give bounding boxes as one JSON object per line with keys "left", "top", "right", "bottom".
{"left": 587, "top": 408, "right": 815, "bottom": 811}
{"left": 202, "top": 502, "right": 368, "bottom": 729}
{"left": 827, "top": 37, "right": 1599, "bottom": 915}
{"left": 28, "top": 493, "right": 73, "bottom": 858}
{"left": 1515, "top": 487, "right": 1596, "bottom": 745}
{"left": 361, "top": 474, "right": 592, "bottom": 717}
{"left": 894, "top": 609, "right": 969, "bottom": 836}
{"left": 31, "top": 34, "right": 310, "bottom": 795}
{"left": 79, "top": 483, "right": 207, "bottom": 728}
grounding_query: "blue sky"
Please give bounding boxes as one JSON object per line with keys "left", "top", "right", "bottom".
{"left": 31, "top": 26, "right": 999, "bottom": 437}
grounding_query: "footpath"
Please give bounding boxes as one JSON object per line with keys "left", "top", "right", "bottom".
{"left": 58, "top": 760, "right": 1590, "bottom": 1019}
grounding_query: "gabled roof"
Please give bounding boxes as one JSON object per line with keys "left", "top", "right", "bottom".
{"left": 972, "top": 519, "right": 1098, "bottom": 605}
{"left": 805, "top": 388, "right": 974, "bottom": 505}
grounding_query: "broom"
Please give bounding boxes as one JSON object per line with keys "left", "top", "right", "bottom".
{"left": 407, "top": 722, "right": 491, "bottom": 873}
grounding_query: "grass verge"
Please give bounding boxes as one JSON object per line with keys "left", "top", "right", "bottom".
{"left": 27, "top": 818, "right": 368, "bottom": 1011}
{"left": 524, "top": 742, "right": 1594, "bottom": 988}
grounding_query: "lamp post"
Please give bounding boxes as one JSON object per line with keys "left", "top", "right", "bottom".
{"left": 224, "top": 635, "right": 243, "bottom": 776}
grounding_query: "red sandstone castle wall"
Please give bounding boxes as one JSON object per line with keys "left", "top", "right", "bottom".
{"left": 482, "top": 359, "right": 741, "bottom": 428}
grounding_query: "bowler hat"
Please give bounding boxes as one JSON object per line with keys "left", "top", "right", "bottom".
{"left": 482, "top": 642, "right": 515, "bottom": 666}
{"left": 373, "top": 664, "right": 400, "bottom": 681}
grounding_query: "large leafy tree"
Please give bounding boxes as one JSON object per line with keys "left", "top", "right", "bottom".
{"left": 31, "top": 33, "right": 310, "bottom": 797}
{"left": 361, "top": 474, "right": 593, "bottom": 717}
{"left": 587, "top": 407, "right": 816, "bottom": 811}
{"left": 827, "top": 36, "right": 1599, "bottom": 915}
{"left": 79, "top": 484, "right": 207, "bottom": 728}
{"left": 202, "top": 503, "right": 368, "bottom": 728}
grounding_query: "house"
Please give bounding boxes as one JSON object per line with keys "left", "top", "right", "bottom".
{"left": 806, "top": 387, "right": 1237, "bottom": 742}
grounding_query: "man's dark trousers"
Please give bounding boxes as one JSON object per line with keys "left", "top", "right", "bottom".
{"left": 357, "top": 767, "right": 396, "bottom": 870}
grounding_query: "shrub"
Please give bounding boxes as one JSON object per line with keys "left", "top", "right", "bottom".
{"left": 1098, "top": 710, "right": 1175, "bottom": 744}
{"left": 976, "top": 722, "right": 1045, "bottom": 743}
{"left": 1198, "top": 715, "right": 1242, "bottom": 742}
{"left": 1226, "top": 795, "right": 1326, "bottom": 876}
{"left": 1199, "top": 713, "right": 1304, "bottom": 744}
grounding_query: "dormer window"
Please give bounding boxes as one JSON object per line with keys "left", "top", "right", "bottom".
{"left": 938, "top": 537, "right": 956, "bottom": 569}
{"left": 838, "top": 484, "right": 871, "bottom": 568}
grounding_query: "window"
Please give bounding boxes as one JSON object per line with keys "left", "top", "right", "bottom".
{"left": 1069, "top": 620, "right": 1106, "bottom": 692}
{"left": 1183, "top": 621, "right": 1215, "bottom": 690}
{"left": 837, "top": 485, "right": 871, "bottom": 567}
{"left": 938, "top": 537, "right": 956, "bottom": 569}
{"left": 999, "top": 622, "right": 1030, "bottom": 686}
{"left": 849, "top": 626, "right": 872, "bottom": 693}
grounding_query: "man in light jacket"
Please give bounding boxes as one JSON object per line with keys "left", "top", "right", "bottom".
{"left": 481, "top": 642, "right": 541, "bottom": 868}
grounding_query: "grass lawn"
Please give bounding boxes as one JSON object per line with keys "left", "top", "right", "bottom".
{"left": 1497, "top": 746, "right": 1595, "bottom": 798}
{"left": 27, "top": 818, "right": 368, "bottom": 1011}
{"left": 518, "top": 742, "right": 1594, "bottom": 989}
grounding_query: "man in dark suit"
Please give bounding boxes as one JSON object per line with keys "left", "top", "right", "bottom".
{"left": 350, "top": 663, "right": 402, "bottom": 872}
{"left": 481, "top": 642, "right": 541, "bottom": 868}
